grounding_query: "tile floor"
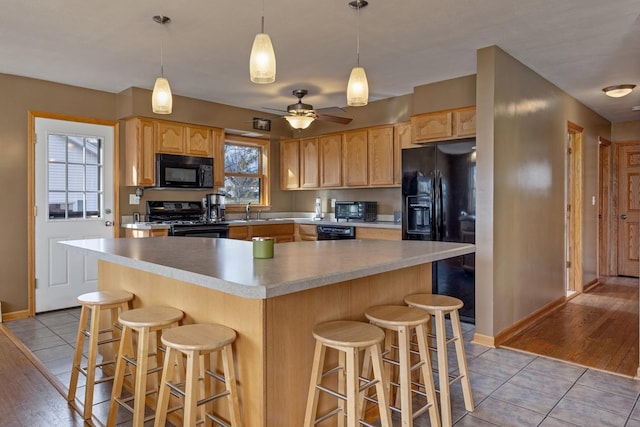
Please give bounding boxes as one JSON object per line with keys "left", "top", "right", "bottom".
{"left": 6, "top": 308, "right": 640, "bottom": 427}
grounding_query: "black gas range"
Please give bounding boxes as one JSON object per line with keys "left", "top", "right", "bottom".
{"left": 146, "top": 201, "right": 229, "bottom": 238}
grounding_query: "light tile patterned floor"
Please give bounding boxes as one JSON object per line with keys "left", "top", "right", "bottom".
{"left": 6, "top": 309, "right": 640, "bottom": 427}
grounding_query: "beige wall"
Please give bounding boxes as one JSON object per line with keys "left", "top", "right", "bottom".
{"left": 475, "top": 46, "right": 611, "bottom": 337}
{"left": 612, "top": 121, "right": 640, "bottom": 141}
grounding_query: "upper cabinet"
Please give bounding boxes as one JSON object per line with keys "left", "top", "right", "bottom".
{"left": 124, "top": 117, "right": 222, "bottom": 187}
{"left": 300, "top": 138, "right": 319, "bottom": 188}
{"left": 368, "top": 125, "right": 395, "bottom": 187}
{"left": 319, "top": 134, "right": 342, "bottom": 187}
{"left": 280, "top": 139, "right": 300, "bottom": 190}
{"left": 411, "top": 106, "right": 476, "bottom": 145}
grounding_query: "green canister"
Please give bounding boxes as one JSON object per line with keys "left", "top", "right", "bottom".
{"left": 252, "top": 237, "right": 274, "bottom": 259}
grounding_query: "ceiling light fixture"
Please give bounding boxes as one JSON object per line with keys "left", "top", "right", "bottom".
{"left": 151, "top": 15, "right": 173, "bottom": 114}
{"left": 249, "top": 0, "right": 276, "bottom": 84}
{"left": 346, "top": 0, "right": 369, "bottom": 107}
{"left": 602, "top": 84, "right": 635, "bottom": 98}
{"left": 284, "top": 115, "right": 315, "bottom": 129}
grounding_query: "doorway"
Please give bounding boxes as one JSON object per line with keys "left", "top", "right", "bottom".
{"left": 615, "top": 142, "right": 640, "bottom": 278}
{"left": 29, "top": 112, "right": 118, "bottom": 314}
{"left": 565, "top": 122, "right": 584, "bottom": 294}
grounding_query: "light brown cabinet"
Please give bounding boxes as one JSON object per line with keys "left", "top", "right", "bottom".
{"left": 229, "top": 223, "right": 295, "bottom": 243}
{"left": 300, "top": 138, "right": 319, "bottom": 188}
{"left": 296, "top": 224, "right": 318, "bottom": 241}
{"left": 280, "top": 139, "right": 300, "bottom": 189}
{"left": 125, "top": 118, "right": 156, "bottom": 186}
{"left": 410, "top": 106, "right": 476, "bottom": 144}
{"left": 228, "top": 226, "right": 250, "bottom": 240}
{"left": 394, "top": 122, "right": 411, "bottom": 184}
{"left": 342, "top": 130, "right": 368, "bottom": 187}
{"left": 125, "top": 228, "right": 169, "bottom": 238}
{"left": 368, "top": 126, "right": 395, "bottom": 186}
{"left": 319, "top": 134, "right": 342, "bottom": 187}
{"left": 125, "top": 117, "right": 222, "bottom": 187}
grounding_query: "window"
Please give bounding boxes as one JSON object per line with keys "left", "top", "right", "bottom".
{"left": 47, "top": 133, "right": 103, "bottom": 219}
{"left": 223, "top": 136, "right": 270, "bottom": 207}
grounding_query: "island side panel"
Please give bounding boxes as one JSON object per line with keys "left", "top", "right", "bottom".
{"left": 98, "top": 260, "right": 266, "bottom": 427}
{"left": 265, "top": 262, "right": 432, "bottom": 426}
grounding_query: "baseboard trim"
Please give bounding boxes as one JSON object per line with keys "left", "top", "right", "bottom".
{"left": 2, "top": 309, "right": 30, "bottom": 322}
{"left": 472, "top": 333, "right": 495, "bottom": 348}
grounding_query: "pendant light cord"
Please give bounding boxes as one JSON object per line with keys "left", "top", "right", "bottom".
{"left": 261, "top": 0, "right": 266, "bottom": 33}
{"left": 355, "top": 3, "right": 361, "bottom": 67}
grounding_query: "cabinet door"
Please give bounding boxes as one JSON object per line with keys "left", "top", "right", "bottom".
{"left": 368, "top": 126, "right": 395, "bottom": 186}
{"left": 186, "top": 125, "right": 213, "bottom": 157}
{"left": 300, "top": 138, "right": 319, "bottom": 188}
{"left": 125, "top": 118, "right": 155, "bottom": 186}
{"left": 156, "top": 121, "right": 185, "bottom": 154}
{"left": 342, "top": 130, "right": 368, "bottom": 186}
{"left": 411, "top": 111, "right": 453, "bottom": 143}
{"left": 453, "top": 107, "right": 476, "bottom": 138}
{"left": 228, "top": 226, "right": 249, "bottom": 240}
{"left": 212, "top": 128, "right": 225, "bottom": 189}
{"left": 319, "top": 134, "right": 342, "bottom": 187}
{"left": 280, "top": 139, "right": 300, "bottom": 189}
{"left": 296, "top": 224, "right": 318, "bottom": 241}
{"left": 394, "top": 122, "right": 411, "bottom": 184}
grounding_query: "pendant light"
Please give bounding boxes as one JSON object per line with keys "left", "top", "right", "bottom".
{"left": 249, "top": 0, "right": 276, "bottom": 84}
{"left": 346, "top": 0, "right": 369, "bottom": 106}
{"left": 152, "top": 15, "right": 173, "bottom": 114}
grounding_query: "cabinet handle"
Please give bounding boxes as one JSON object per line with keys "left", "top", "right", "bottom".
{"left": 105, "top": 221, "right": 114, "bottom": 227}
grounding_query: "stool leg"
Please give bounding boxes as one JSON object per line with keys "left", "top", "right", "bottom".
{"left": 345, "top": 347, "right": 359, "bottom": 427}
{"left": 133, "top": 326, "right": 151, "bottom": 426}
{"left": 153, "top": 346, "right": 176, "bottom": 427}
{"left": 221, "top": 344, "right": 243, "bottom": 427}
{"left": 82, "top": 304, "right": 102, "bottom": 420}
{"left": 199, "top": 352, "right": 210, "bottom": 427}
{"left": 451, "top": 309, "right": 474, "bottom": 411}
{"left": 68, "top": 305, "right": 89, "bottom": 408}
{"left": 416, "top": 323, "right": 440, "bottom": 427}
{"left": 107, "top": 325, "right": 133, "bottom": 427}
{"left": 184, "top": 350, "right": 199, "bottom": 426}
{"left": 397, "top": 325, "right": 412, "bottom": 426}
{"left": 338, "top": 350, "right": 346, "bottom": 427}
{"left": 303, "top": 341, "right": 326, "bottom": 427}
{"left": 434, "top": 310, "right": 452, "bottom": 427}
{"left": 369, "top": 343, "right": 391, "bottom": 427}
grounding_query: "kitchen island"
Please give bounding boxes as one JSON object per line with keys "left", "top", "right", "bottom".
{"left": 62, "top": 237, "right": 474, "bottom": 426}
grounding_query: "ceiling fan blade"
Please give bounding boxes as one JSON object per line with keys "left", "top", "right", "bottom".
{"left": 316, "top": 114, "right": 353, "bottom": 125}
{"left": 263, "top": 106, "right": 288, "bottom": 114}
{"left": 315, "top": 106, "right": 346, "bottom": 115}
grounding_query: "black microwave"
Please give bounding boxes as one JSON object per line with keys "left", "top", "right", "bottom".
{"left": 335, "top": 201, "right": 377, "bottom": 222}
{"left": 155, "top": 153, "right": 214, "bottom": 189}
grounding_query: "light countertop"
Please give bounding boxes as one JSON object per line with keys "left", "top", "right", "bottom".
{"left": 122, "top": 218, "right": 401, "bottom": 230}
{"left": 61, "top": 237, "right": 473, "bottom": 299}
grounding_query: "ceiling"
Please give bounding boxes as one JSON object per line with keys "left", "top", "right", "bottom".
{"left": 1, "top": 0, "right": 639, "bottom": 123}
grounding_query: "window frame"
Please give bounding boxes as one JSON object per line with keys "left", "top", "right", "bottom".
{"left": 223, "top": 135, "right": 270, "bottom": 210}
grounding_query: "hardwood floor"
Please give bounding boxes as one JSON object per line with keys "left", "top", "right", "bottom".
{"left": 0, "top": 323, "right": 85, "bottom": 426}
{"left": 503, "top": 276, "right": 639, "bottom": 377}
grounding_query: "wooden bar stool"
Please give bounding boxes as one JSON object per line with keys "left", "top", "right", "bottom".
{"left": 303, "top": 320, "right": 392, "bottom": 427}
{"left": 154, "top": 323, "right": 243, "bottom": 427}
{"left": 404, "top": 294, "right": 474, "bottom": 427}
{"left": 68, "top": 289, "right": 134, "bottom": 420}
{"left": 364, "top": 305, "right": 440, "bottom": 427}
{"left": 107, "top": 306, "right": 184, "bottom": 427}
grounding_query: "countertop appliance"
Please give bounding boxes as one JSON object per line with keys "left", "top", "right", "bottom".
{"left": 155, "top": 153, "right": 213, "bottom": 189}
{"left": 146, "top": 200, "right": 228, "bottom": 238}
{"left": 205, "top": 193, "right": 226, "bottom": 223}
{"left": 402, "top": 139, "right": 476, "bottom": 322}
{"left": 316, "top": 225, "right": 356, "bottom": 240}
{"left": 334, "top": 201, "right": 377, "bottom": 222}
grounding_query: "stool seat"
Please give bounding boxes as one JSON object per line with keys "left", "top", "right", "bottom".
{"left": 118, "top": 306, "right": 184, "bottom": 328}
{"left": 77, "top": 289, "right": 133, "bottom": 306}
{"left": 312, "top": 320, "right": 385, "bottom": 348}
{"left": 364, "top": 304, "right": 432, "bottom": 327}
{"left": 161, "top": 323, "right": 236, "bottom": 351}
{"left": 404, "top": 293, "right": 463, "bottom": 311}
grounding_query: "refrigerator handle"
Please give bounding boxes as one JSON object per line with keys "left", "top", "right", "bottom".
{"left": 434, "top": 171, "right": 443, "bottom": 240}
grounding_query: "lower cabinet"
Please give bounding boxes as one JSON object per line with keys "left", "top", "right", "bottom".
{"left": 125, "top": 228, "right": 169, "bottom": 238}
{"left": 355, "top": 227, "right": 401, "bottom": 241}
{"left": 229, "top": 223, "right": 295, "bottom": 243}
{"left": 296, "top": 224, "right": 318, "bottom": 241}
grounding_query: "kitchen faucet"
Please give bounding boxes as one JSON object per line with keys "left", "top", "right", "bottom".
{"left": 245, "top": 202, "right": 251, "bottom": 220}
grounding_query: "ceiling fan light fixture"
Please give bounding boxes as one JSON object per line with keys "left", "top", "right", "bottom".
{"left": 152, "top": 76, "right": 173, "bottom": 114}
{"left": 347, "top": 66, "right": 369, "bottom": 106}
{"left": 284, "top": 115, "right": 314, "bottom": 129}
{"left": 602, "top": 84, "right": 635, "bottom": 98}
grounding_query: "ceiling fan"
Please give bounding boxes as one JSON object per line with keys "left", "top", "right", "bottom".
{"left": 269, "top": 89, "right": 353, "bottom": 129}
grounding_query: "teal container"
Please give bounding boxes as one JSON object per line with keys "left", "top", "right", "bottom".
{"left": 253, "top": 237, "right": 274, "bottom": 259}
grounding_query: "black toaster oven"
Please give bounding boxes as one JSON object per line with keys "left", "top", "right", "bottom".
{"left": 334, "top": 201, "right": 377, "bottom": 222}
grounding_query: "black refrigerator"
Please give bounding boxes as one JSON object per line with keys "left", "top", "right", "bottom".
{"left": 402, "top": 139, "right": 476, "bottom": 322}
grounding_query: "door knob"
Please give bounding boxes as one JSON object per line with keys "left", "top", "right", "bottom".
{"left": 105, "top": 221, "right": 114, "bottom": 227}
{"left": 621, "top": 214, "right": 628, "bottom": 220}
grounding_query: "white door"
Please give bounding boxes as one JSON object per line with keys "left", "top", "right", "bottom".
{"left": 35, "top": 118, "right": 115, "bottom": 312}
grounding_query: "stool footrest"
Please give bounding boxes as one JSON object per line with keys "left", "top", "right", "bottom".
{"left": 314, "top": 407, "right": 342, "bottom": 425}
{"left": 205, "top": 412, "right": 232, "bottom": 427}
